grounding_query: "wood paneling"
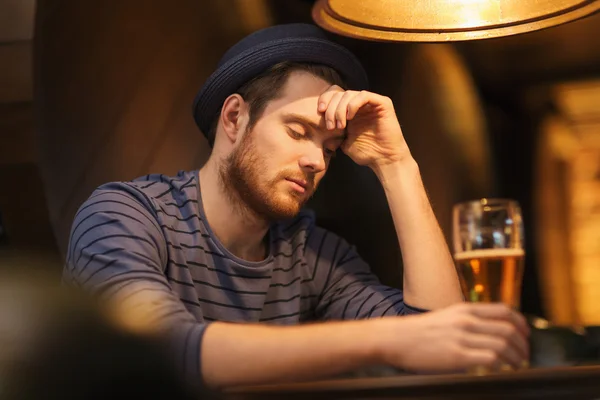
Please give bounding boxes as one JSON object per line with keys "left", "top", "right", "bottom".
{"left": 0, "top": 42, "right": 32, "bottom": 103}
{"left": 0, "top": 0, "right": 35, "bottom": 42}
{"left": 0, "top": 102, "right": 36, "bottom": 165}
{"left": 34, "top": 0, "right": 265, "bottom": 256}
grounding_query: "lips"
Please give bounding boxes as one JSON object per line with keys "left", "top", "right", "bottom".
{"left": 286, "top": 178, "right": 307, "bottom": 190}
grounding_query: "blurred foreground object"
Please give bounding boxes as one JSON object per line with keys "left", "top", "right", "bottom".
{"left": 0, "top": 274, "right": 201, "bottom": 399}
{"left": 312, "top": 0, "right": 600, "bottom": 42}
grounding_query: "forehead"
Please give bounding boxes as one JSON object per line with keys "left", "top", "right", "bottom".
{"left": 262, "top": 71, "right": 332, "bottom": 118}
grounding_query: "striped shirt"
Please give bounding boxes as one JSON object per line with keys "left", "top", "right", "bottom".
{"left": 63, "top": 170, "right": 424, "bottom": 383}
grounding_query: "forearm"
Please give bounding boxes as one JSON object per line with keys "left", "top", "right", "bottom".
{"left": 373, "top": 158, "right": 463, "bottom": 309}
{"left": 201, "top": 319, "right": 383, "bottom": 388}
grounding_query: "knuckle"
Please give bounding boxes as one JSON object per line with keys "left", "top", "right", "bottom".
{"left": 446, "top": 343, "right": 465, "bottom": 361}
{"left": 498, "top": 338, "right": 510, "bottom": 353}
{"left": 381, "top": 95, "right": 394, "bottom": 107}
{"left": 506, "top": 325, "right": 518, "bottom": 338}
{"left": 484, "top": 352, "right": 499, "bottom": 367}
{"left": 455, "top": 332, "right": 470, "bottom": 348}
{"left": 499, "top": 303, "right": 512, "bottom": 316}
{"left": 449, "top": 345, "right": 464, "bottom": 359}
{"left": 504, "top": 323, "right": 517, "bottom": 337}
{"left": 325, "top": 107, "right": 336, "bottom": 119}
{"left": 320, "top": 90, "right": 332, "bottom": 100}
{"left": 454, "top": 315, "right": 474, "bottom": 330}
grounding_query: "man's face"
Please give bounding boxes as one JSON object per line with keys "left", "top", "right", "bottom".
{"left": 221, "top": 71, "right": 345, "bottom": 221}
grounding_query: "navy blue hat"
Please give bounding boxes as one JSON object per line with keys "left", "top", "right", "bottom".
{"left": 192, "top": 23, "right": 369, "bottom": 145}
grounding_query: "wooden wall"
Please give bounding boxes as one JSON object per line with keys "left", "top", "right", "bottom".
{"left": 34, "top": 0, "right": 272, "bottom": 256}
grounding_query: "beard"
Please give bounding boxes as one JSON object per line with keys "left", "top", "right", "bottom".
{"left": 219, "top": 128, "right": 316, "bottom": 222}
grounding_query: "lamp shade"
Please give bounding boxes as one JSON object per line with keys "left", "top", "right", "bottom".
{"left": 312, "top": 0, "right": 600, "bottom": 42}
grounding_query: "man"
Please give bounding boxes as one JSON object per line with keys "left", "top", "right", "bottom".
{"left": 64, "top": 23, "right": 529, "bottom": 389}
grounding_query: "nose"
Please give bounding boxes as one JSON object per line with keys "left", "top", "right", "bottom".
{"left": 298, "top": 143, "right": 326, "bottom": 174}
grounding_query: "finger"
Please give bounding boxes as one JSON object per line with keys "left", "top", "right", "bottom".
{"left": 466, "top": 318, "right": 529, "bottom": 361}
{"left": 465, "top": 303, "right": 530, "bottom": 337}
{"left": 346, "top": 91, "right": 371, "bottom": 120}
{"left": 463, "top": 348, "right": 503, "bottom": 370}
{"left": 324, "top": 91, "right": 345, "bottom": 130}
{"left": 318, "top": 85, "right": 344, "bottom": 113}
{"left": 334, "top": 91, "right": 358, "bottom": 129}
{"left": 511, "top": 311, "right": 531, "bottom": 337}
{"left": 462, "top": 333, "right": 524, "bottom": 369}
{"left": 347, "top": 91, "right": 393, "bottom": 120}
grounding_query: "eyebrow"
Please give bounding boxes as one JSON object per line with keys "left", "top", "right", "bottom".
{"left": 283, "top": 113, "right": 347, "bottom": 141}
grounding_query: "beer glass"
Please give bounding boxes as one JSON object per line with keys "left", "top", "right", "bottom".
{"left": 452, "top": 199, "right": 525, "bottom": 309}
{"left": 453, "top": 199, "right": 525, "bottom": 373}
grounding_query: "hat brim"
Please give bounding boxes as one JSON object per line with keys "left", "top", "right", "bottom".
{"left": 192, "top": 36, "right": 369, "bottom": 145}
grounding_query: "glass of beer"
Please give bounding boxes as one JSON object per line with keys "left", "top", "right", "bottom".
{"left": 452, "top": 198, "right": 525, "bottom": 309}
{"left": 453, "top": 199, "right": 525, "bottom": 373}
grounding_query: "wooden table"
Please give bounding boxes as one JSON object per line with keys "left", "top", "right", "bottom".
{"left": 225, "top": 366, "right": 600, "bottom": 399}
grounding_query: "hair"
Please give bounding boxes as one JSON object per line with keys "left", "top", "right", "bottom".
{"left": 208, "top": 61, "right": 347, "bottom": 146}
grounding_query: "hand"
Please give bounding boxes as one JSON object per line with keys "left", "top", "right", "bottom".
{"left": 380, "top": 302, "right": 530, "bottom": 372}
{"left": 318, "top": 86, "right": 411, "bottom": 169}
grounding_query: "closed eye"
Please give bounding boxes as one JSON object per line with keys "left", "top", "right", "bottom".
{"left": 286, "top": 127, "right": 305, "bottom": 139}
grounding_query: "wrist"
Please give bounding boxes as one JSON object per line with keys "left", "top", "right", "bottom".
{"left": 371, "top": 157, "right": 420, "bottom": 189}
{"left": 350, "top": 318, "right": 389, "bottom": 366}
{"left": 368, "top": 317, "right": 418, "bottom": 367}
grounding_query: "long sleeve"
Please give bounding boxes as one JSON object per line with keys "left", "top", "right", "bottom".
{"left": 312, "top": 231, "right": 427, "bottom": 320}
{"left": 63, "top": 187, "right": 207, "bottom": 384}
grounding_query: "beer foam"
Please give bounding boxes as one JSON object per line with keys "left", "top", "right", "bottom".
{"left": 454, "top": 248, "right": 524, "bottom": 261}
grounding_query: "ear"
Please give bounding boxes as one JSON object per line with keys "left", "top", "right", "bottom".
{"left": 219, "top": 94, "right": 248, "bottom": 145}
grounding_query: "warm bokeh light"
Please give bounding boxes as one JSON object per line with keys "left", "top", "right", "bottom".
{"left": 536, "top": 80, "right": 600, "bottom": 326}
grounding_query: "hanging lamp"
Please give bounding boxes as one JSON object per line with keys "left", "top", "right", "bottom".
{"left": 312, "top": 0, "right": 600, "bottom": 42}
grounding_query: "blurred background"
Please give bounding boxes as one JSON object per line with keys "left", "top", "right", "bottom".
{"left": 0, "top": 0, "right": 599, "bottom": 327}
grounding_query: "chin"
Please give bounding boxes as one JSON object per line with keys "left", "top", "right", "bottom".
{"left": 265, "top": 194, "right": 303, "bottom": 220}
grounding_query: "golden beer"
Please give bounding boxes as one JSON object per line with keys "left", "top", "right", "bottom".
{"left": 454, "top": 249, "right": 525, "bottom": 309}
